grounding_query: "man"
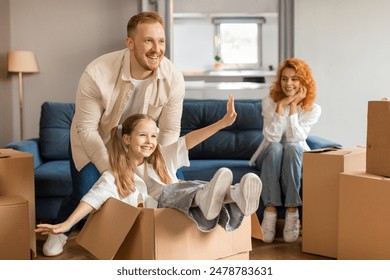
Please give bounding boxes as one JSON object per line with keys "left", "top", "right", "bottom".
{"left": 43, "top": 11, "right": 185, "bottom": 257}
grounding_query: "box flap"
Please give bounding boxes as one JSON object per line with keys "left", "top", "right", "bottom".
{"left": 305, "top": 147, "right": 341, "bottom": 153}
{"left": 76, "top": 197, "right": 141, "bottom": 260}
{"left": 305, "top": 146, "right": 365, "bottom": 157}
{"left": 251, "top": 213, "right": 263, "bottom": 240}
{"left": 366, "top": 100, "right": 390, "bottom": 177}
{"left": 114, "top": 208, "right": 156, "bottom": 260}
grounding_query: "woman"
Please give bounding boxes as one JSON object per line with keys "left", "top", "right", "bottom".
{"left": 249, "top": 58, "right": 321, "bottom": 243}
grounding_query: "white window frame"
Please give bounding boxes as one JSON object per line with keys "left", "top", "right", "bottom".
{"left": 213, "top": 17, "right": 265, "bottom": 69}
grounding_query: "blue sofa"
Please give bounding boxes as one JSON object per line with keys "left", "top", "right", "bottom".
{"left": 5, "top": 99, "right": 340, "bottom": 222}
{"left": 6, "top": 102, "right": 74, "bottom": 221}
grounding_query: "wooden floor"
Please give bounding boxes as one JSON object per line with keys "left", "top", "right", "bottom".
{"left": 33, "top": 221, "right": 332, "bottom": 260}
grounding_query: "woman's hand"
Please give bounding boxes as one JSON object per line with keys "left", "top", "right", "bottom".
{"left": 35, "top": 222, "right": 71, "bottom": 235}
{"left": 277, "top": 87, "right": 307, "bottom": 115}
{"left": 291, "top": 86, "right": 307, "bottom": 105}
{"left": 222, "top": 95, "right": 237, "bottom": 126}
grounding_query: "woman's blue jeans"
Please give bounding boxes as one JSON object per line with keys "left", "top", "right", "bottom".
{"left": 255, "top": 142, "right": 303, "bottom": 208}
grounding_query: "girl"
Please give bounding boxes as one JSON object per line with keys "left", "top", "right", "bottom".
{"left": 249, "top": 58, "right": 321, "bottom": 243}
{"left": 36, "top": 96, "right": 262, "bottom": 244}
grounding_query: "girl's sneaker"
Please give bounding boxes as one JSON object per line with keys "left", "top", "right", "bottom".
{"left": 42, "top": 233, "right": 68, "bottom": 256}
{"left": 231, "top": 173, "right": 262, "bottom": 216}
{"left": 195, "top": 168, "right": 233, "bottom": 220}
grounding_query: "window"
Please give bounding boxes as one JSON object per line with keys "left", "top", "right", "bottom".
{"left": 213, "top": 17, "right": 265, "bottom": 69}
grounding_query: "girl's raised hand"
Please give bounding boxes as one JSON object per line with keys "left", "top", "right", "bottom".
{"left": 223, "top": 95, "right": 237, "bottom": 126}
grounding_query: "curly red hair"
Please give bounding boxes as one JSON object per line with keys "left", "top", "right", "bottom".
{"left": 270, "top": 58, "right": 317, "bottom": 111}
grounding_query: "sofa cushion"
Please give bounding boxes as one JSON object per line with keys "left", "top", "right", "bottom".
{"left": 39, "top": 102, "right": 75, "bottom": 160}
{"left": 34, "top": 161, "right": 72, "bottom": 197}
{"left": 181, "top": 99, "right": 263, "bottom": 159}
{"left": 181, "top": 159, "right": 261, "bottom": 184}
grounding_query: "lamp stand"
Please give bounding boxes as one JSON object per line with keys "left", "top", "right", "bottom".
{"left": 7, "top": 50, "right": 39, "bottom": 140}
{"left": 17, "top": 72, "right": 24, "bottom": 140}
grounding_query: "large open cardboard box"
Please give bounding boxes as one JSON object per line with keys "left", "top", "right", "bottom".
{"left": 366, "top": 100, "right": 390, "bottom": 177}
{"left": 302, "top": 146, "right": 366, "bottom": 258}
{"left": 338, "top": 171, "right": 390, "bottom": 259}
{"left": 77, "top": 197, "right": 252, "bottom": 260}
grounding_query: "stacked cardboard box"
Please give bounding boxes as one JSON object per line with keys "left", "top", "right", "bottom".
{"left": 302, "top": 147, "right": 366, "bottom": 258}
{"left": 337, "top": 100, "right": 390, "bottom": 259}
{"left": 0, "top": 195, "right": 30, "bottom": 260}
{"left": 0, "top": 149, "right": 35, "bottom": 257}
{"left": 338, "top": 171, "right": 390, "bottom": 259}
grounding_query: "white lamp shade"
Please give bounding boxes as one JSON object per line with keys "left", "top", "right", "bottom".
{"left": 8, "top": 51, "right": 39, "bottom": 73}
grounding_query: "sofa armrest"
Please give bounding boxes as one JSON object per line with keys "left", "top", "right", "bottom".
{"left": 307, "top": 135, "right": 342, "bottom": 150}
{"left": 5, "top": 138, "right": 43, "bottom": 168}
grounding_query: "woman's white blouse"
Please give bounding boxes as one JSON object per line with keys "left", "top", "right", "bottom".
{"left": 249, "top": 95, "right": 321, "bottom": 166}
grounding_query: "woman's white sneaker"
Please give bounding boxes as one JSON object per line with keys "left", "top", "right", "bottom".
{"left": 283, "top": 209, "right": 300, "bottom": 243}
{"left": 261, "top": 211, "right": 277, "bottom": 243}
{"left": 42, "top": 233, "right": 68, "bottom": 256}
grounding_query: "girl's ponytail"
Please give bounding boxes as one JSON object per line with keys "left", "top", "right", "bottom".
{"left": 108, "top": 125, "right": 135, "bottom": 197}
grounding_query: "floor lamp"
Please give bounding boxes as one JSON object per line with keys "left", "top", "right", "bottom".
{"left": 7, "top": 51, "right": 39, "bottom": 140}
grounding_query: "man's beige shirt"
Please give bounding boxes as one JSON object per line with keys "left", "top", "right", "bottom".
{"left": 70, "top": 49, "right": 185, "bottom": 173}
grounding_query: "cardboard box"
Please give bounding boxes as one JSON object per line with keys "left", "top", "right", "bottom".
{"left": 302, "top": 146, "right": 366, "bottom": 258}
{"left": 251, "top": 213, "right": 263, "bottom": 240}
{"left": 366, "top": 100, "right": 390, "bottom": 177}
{"left": 0, "top": 148, "right": 35, "bottom": 257}
{"left": 77, "top": 197, "right": 252, "bottom": 260}
{"left": 338, "top": 171, "right": 390, "bottom": 259}
{"left": 0, "top": 195, "right": 30, "bottom": 260}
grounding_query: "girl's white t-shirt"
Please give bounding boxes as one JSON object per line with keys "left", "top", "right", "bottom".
{"left": 82, "top": 137, "right": 190, "bottom": 209}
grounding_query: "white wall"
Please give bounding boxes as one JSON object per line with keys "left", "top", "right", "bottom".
{"left": 295, "top": 0, "right": 390, "bottom": 146}
{"left": 173, "top": 17, "right": 214, "bottom": 70}
{"left": 3, "top": 0, "right": 137, "bottom": 144}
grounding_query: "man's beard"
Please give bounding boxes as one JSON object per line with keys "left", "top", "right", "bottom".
{"left": 134, "top": 45, "right": 162, "bottom": 72}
